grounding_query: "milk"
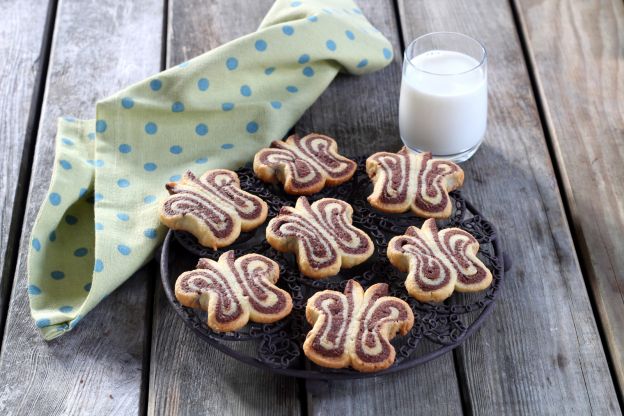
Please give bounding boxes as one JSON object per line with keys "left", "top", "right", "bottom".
{"left": 399, "top": 50, "right": 487, "bottom": 158}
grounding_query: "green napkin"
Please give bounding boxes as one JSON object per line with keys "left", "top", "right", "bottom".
{"left": 27, "top": 0, "right": 393, "bottom": 340}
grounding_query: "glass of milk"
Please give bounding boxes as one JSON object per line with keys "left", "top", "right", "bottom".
{"left": 399, "top": 32, "right": 487, "bottom": 162}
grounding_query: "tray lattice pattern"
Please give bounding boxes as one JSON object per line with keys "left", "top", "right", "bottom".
{"left": 160, "top": 158, "right": 507, "bottom": 379}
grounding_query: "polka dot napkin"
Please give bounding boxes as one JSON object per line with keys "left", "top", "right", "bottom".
{"left": 27, "top": 0, "right": 393, "bottom": 340}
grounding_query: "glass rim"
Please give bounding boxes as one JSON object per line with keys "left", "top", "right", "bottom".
{"left": 404, "top": 31, "right": 487, "bottom": 76}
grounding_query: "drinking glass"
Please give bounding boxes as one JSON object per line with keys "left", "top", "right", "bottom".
{"left": 399, "top": 32, "right": 487, "bottom": 162}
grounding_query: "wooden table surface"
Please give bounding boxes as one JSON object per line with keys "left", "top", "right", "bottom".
{"left": 0, "top": 0, "right": 622, "bottom": 414}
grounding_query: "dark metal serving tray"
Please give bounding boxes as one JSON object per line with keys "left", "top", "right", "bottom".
{"left": 159, "top": 157, "right": 510, "bottom": 380}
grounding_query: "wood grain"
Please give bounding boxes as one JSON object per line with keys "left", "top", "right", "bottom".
{"left": 0, "top": 0, "right": 163, "bottom": 414}
{"left": 397, "top": 0, "right": 620, "bottom": 414}
{"left": 513, "top": 0, "right": 624, "bottom": 398}
{"left": 298, "top": 1, "right": 464, "bottom": 415}
{"left": 146, "top": 1, "right": 302, "bottom": 415}
{"left": 0, "top": 0, "right": 52, "bottom": 345}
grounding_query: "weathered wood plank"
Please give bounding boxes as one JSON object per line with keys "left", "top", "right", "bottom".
{"left": 513, "top": 0, "right": 624, "bottom": 398}
{"left": 299, "top": 2, "right": 464, "bottom": 415}
{"left": 0, "top": 0, "right": 163, "bottom": 414}
{"left": 147, "top": 1, "right": 302, "bottom": 415}
{"left": 398, "top": 0, "right": 620, "bottom": 414}
{"left": 0, "top": 0, "right": 52, "bottom": 344}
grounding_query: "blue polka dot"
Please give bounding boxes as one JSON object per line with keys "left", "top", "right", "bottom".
{"left": 144, "top": 195, "right": 157, "bottom": 204}
{"left": 353, "top": 8, "right": 362, "bottom": 14}
{"left": 119, "top": 144, "right": 132, "bottom": 153}
{"left": 79, "top": 189, "right": 87, "bottom": 200}
{"left": 59, "top": 306, "right": 73, "bottom": 313}
{"left": 195, "top": 123, "right": 208, "bottom": 136}
{"left": 255, "top": 39, "right": 268, "bottom": 51}
{"left": 49, "top": 231, "right": 56, "bottom": 242}
{"left": 36, "top": 319, "right": 51, "bottom": 328}
{"left": 94, "top": 259, "right": 104, "bottom": 272}
{"left": 383, "top": 48, "right": 392, "bottom": 60}
{"left": 74, "top": 247, "right": 88, "bottom": 257}
{"left": 308, "top": 15, "right": 318, "bottom": 22}
{"left": 303, "top": 66, "right": 314, "bottom": 77}
{"left": 150, "top": 79, "right": 162, "bottom": 91}
{"left": 62, "top": 138, "right": 74, "bottom": 146}
{"left": 95, "top": 223, "right": 104, "bottom": 231}
{"left": 291, "top": 1, "right": 302, "bottom": 6}
{"left": 117, "top": 213, "right": 129, "bottom": 221}
{"left": 170, "top": 145, "right": 183, "bottom": 154}
{"left": 87, "top": 132, "right": 96, "bottom": 140}
{"left": 240, "top": 85, "right": 252, "bottom": 97}
{"left": 265, "top": 67, "right": 275, "bottom": 75}
{"left": 117, "top": 178, "right": 130, "bottom": 188}
{"left": 32, "top": 239, "right": 41, "bottom": 251}
{"left": 326, "top": 40, "right": 337, "bottom": 51}
{"left": 64, "top": 116, "right": 76, "bottom": 122}
{"left": 60, "top": 160, "right": 72, "bottom": 170}
{"left": 84, "top": 283, "right": 91, "bottom": 292}
{"left": 28, "top": 285, "right": 42, "bottom": 295}
{"left": 246, "top": 121, "right": 259, "bottom": 134}
{"left": 178, "top": 61, "right": 189, "bottom": 68}
{"left": 271, "top": 100, "right": 282, "bottom": 109}
{"left": 357, "top": 59, "right": 369, "bottom": 68}
{"left": 226, "top": 57, "right": 238, "bottom": 70}
{"left": 118, "top": 245, "right": 131, "bottom": 255}
{"left": 49, "top": 193, "right": 61, "bottom": 206}
{"left": 96, "top": 120, "right": 107, "bottom": 133}
{"left": 286, "top": 85, "right": 299, "bottom": 93}
{"left": 121, "top": 97, "right": 134, "bottom": 109}
{"left": 145, "top": 122, "right": 158, "bottom": 134}
{"left": 86, "top": 159, "right": 104, "bottom": 167}
{"left": 65, "top": 215, "right": 78, "bottom": 225}
{"left": 94, "top": 193, "right": 103, "bottom": 202}
{"left": 197, "top": 78, "right": 209, "bottom": 91}
{"left": 345, "top": 30, "right": 355, "bottom": 40}
{"left": 171, "top": 102, "right": 185, "bottom": 112}
{"left": 298, "top": 54, "right": 310, "bottom": 64}
{"left": 222, "top": 102, "right": 234, "bottom": 111}
{"left": 144, "top": 163, "right": 157, "bottom": 172}
{"left": 282, "top": 25, "right": 294, "bottom": 36}
{"left": 51, "top": 270, "right": 65, "bottom": 280}
{"left": 222, "top": 143, "right": 235, "bottom": 149}
{"left": 144, "top": 228, "right": 157, "bottom": 239}
{"left": 195, "top": 157, "right": 208, "bottom": 164}
{"left": 169, "top": 174, "right": 182, "bottom": 182}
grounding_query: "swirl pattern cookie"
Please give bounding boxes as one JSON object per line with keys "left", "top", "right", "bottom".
{"left": 387, "top": 219, "right": 492, "bottom": 302}
{"left": 253, "top": 133, "right": 357, "bottom": 195}
{"left": 304, "top": 280, "right": 414, "bottom": 372}
{"left": 366, "top": 147, "right": 464, "bottom": 218}
{"left": 160, "top": 169, "right": 268, "bottom": 249}
{"left": 175, "top": 251, "right": 292, "bottom": 332}
{"left": 267, "top": 197, "right": 374, "bottom": 279}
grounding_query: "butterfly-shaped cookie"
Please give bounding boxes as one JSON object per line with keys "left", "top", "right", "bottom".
{"left": 387, "top": 219, "right": 492, "bottom": 302}
{"left": 175, "top": 251, "right": 292, "bottom": 332}
{"left": 266, "top": 197, "right": 374, "bottom": 279}
{"left": 366, "top": 148, "right": 464, "bottom": 218}
{"left": 304, "top": 279, "right": 414, "bottom": 372}
{"left": 160, "top": 169, "right": 268, "bottom": 249}
{"left": 253, "top": 133, "right": 357, "bottom": 195}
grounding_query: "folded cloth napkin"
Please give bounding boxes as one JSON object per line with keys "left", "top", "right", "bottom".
{"left": 27, "top": 0, "right": 393, "bottom": 340}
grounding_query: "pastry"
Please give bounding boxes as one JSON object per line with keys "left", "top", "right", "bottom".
{"left": 175, "top": 251, "right": 292, "bottom": 332}
{"left": 387, "top": 218, "right": 492, "bottom": 302}
{"left": 366, "top": 147, "right": 464, "bottom": 218}
{"left": 266, "top": 197, "right": 373, "bottom": 279}
{"left": 304, "top": 279, "right": 414, "bottom": 372}
{"left": 160, "top": 169, "right": 268, "bottom": 249}
{"left": 253, "top": 133, "right": 356, "bottom": 195}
